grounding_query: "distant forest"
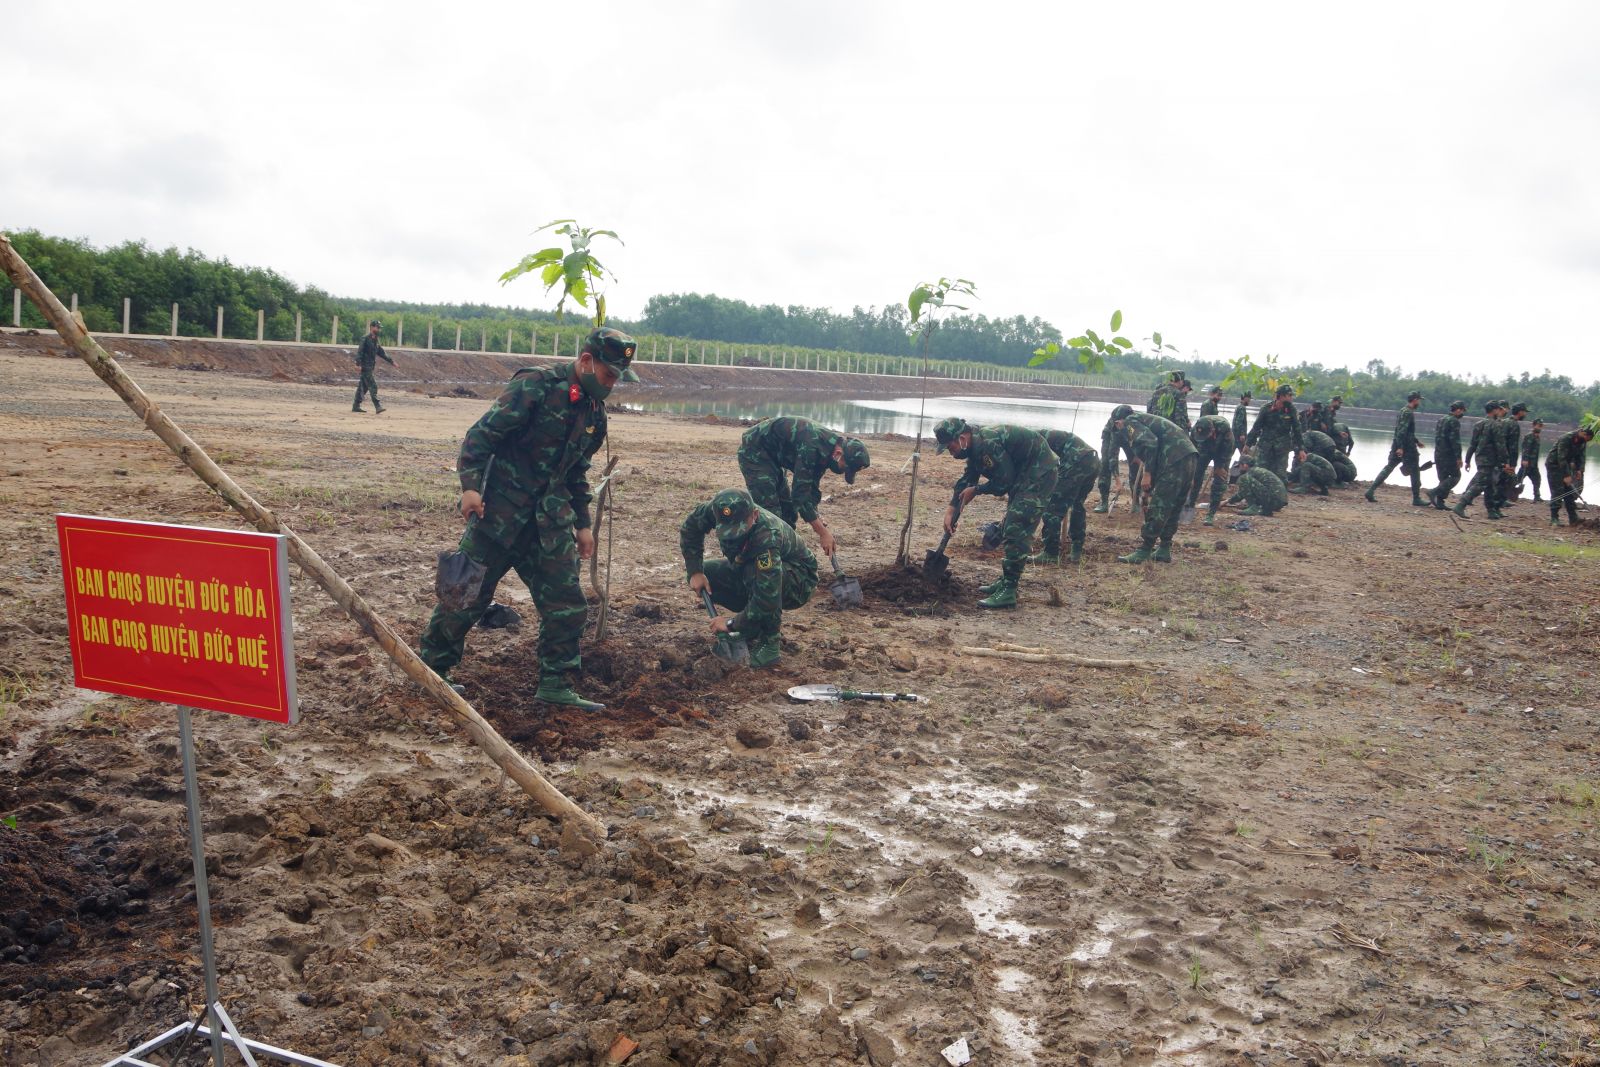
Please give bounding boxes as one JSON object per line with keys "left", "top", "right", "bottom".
{"left": 5, "top": 230, "right": 1597, "bottom": 423}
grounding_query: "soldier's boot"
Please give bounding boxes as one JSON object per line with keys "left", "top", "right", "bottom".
{"left": 748, "top": 635, "right": 782, "bottom": 669}
{"left": 1068, "top": 542, "right": 1084, "bottom": 564}
{"left": 977, "top": 578, "right": 1018, "bottom": 609}
{"left": 374, "top": 402, "right": 386, "bottom": 414}
{"left": 1202, "top": 511, "right": 1216, "bottom": 527}
{"left": 438, "top": 673, "right": 466, "bottom": 697}
{"left": 1091, "top": 495, "right": 1110, "bottom": 514}
{"left": 1550, "top": 515, "right": 1561, "bottom": 526}
{"left": 1487, "top": 508, "right": 1503, "bottom": 521}
{"left": 1151, "top": 541, "right": 1173, "bottom": 563}
{"left": 352, "top": 405, "right": 366, "bottom": 413}
{"left": 1428, "top": 489, "right": 1446, "bottom": 510}
{"left": 1239, "top": 506, "right": 1263, "bottom": 516}
{"left": 1118, "top": 542, "right": 1155, "bottom": 564}
{"left": 1451, "top": 501, "right": 1469, "bottom": 518}
{"left": 977, "top": 579, "right": 1000, "bottom": 595}
{"left": 1028, "top": 549, "right": 1060, "bottom": 565}
{"left": 534, "top": 676, "right": 606, "bottom": 712}
{"left": 1411, "top": 491, "right": 1429, "bottom": 507}
{"left": 1363, "top": 486, "right": 1378, "bottom": 502}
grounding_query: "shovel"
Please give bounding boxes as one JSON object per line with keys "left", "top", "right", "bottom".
{"left": 828, "top": 552, "right": 863, "bottom": 608}
{"left": 923, "top": 502, "right": 962, "bottom": 581}
{"left": 699, "top": 589, "right": 749, "bottom": 666}
{"left": 787, "top": 684, "right": 925, "bottom": 703}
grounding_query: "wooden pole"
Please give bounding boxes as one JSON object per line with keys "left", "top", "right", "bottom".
{"left": 0, "top": 234, "right": 602, "bottom": 841}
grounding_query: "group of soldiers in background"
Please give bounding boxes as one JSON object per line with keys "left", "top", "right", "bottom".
{"left": 413, "top": 333, "right": 1591, "bottom": 707}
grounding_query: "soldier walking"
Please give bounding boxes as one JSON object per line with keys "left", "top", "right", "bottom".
{"left": 418, "top": 327, "right": 636, "bottom": 709}
{"left": 1231, "top": 391, "right": 1252, "bottom": 460}
{"left": 1545, "top": 425, "right": 1593, "bottom": 526}
{"left": 1032, "top": 429, "right": 1099, "bottom": 564}
{"left": 1245, "top": 384, "right": 1305, "bottom": 483}
{"left": 1188, "top": 414, "right": 1235, "bottom": 526}
{"left": 736, "top": 416, "right": 869, "bottom": 556}
{"left": 1495, "top": 403, "right": 1528, "bottom": 509}
{"left": 1106, "top": 405, "right": 1199, "bottom": 563}
{"left": 934, "top": 417, "right": 1058, "bottom": 608}
{"left": 1199, "top": 383, "right": 1224, "bottom": 417}
{"left": 1147, "top": 371, "right": 1193, "bottom": 432}
{"left": 681, "top": 488, "right": 817, "bottom": 669}
{"left": 353, "top": 319, "right": 395, "bottom": 414}
{"left": 1453, "top": 400, "right": 1509, "bottom": 519}
{"left": 1517, "top": 419, "right": 1545, "bottom": 501}
{"left": 1364, "top": 390, "right": 1427, "bottom": 506}
{"left": 1428, "top": 400, "right": 1467, "bottom": 508}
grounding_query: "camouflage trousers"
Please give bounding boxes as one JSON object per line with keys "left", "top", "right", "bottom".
{"left": 1040, "top": 460, "right": 1095, "bottom": 555}
{"left": 737, "top": 446, "right": 799, "bottom": 527}
{"left": 1330, "top": 453, "right": 1357, "bottom": 483}
{"left": 1188, "top": 443, "right": 1232, "bottom": 513}
{"left": 996, "top": 467, "right": 1058, "bottom": 581}
{"left": 1548, "top": 467, "right": 1580, "bottom": 524}
{"left": 1253, "top": 440, "right": 1292, "bottom": 484}
{"left": 1458, "top": 465, "right": 1504, "bottom": 510}
{"left": 418, "top": 515, "right": 585, "bottom": 680}
{"left": 1433, "top": 462, "right": 1461, "bottom": 502}
{"left": 353, "top": 367, "right": 380, "bottom": 409}
{"left": 1141, "top": 453, "right": 1198, "bottom": 546}
{"left": 1516, "top": 463, "right": 1542, "bottom": 499}
{"left": 1369, "top": 450, "right": 1421, "bottom": 496}
{"left": 704, "top": 559, "right": 817, "bottom": 639}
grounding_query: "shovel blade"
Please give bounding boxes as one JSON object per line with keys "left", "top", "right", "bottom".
{"left": 714, "top": 634, "right": 749, "bottom": 665}
{"left": 829, "top": 576, "right": 864, "bottom": 608}
{"left": 1180, "top": 504, "right": 1197, "bottom": 524}
{"left": 923, "top": 550, "right": 950, "bottom": 580}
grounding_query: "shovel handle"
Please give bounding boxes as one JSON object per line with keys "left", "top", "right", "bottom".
{"left": 830, "top": 552, "right": 844, "bottom": 575}
{"left": 700, "top": 589, "right": 738, "bottom": 632}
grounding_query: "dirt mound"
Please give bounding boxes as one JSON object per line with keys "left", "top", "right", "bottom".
{"left": 856, "top": 562, "right": 975, "bottom": 616}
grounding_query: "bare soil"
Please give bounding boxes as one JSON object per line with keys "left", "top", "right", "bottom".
{"left": 1, "top": 336, "right": 1598, "bottom": 1066}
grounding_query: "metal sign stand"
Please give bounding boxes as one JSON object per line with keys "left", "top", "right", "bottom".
{"left": 99, "top": 708, "right": 340, "bottom": 1067}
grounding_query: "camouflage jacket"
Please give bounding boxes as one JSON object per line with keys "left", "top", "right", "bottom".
{"left": 1520, "top": 432, "right": 1541, "bottom": 466}
{"left": 1099, "top": 421, "right": 1134, "bottom": 481}
{"left": 952, "top": 424, "right": 1055, "bottom": 503}
{"left": 1043, "top": 429, "right": 1099, "bottom": 480}
{"left": 1302, "top": 429, "right": 1337, "bottom": 460}
{"left": 1501, "top": 418, "right": 1523, "bottom": 470}
{"left": 1390, "top": 406, "right": 1420, "bottom": 453}
{"left": 1231, "top": 403, "right": 1251, "bottom": 443}
{"left": 1147, "top": 384, "right": 1192, "bottom": 431}
{"left": 1119, "top": 410, "right": 1198, "bottom": 476}
{"left": 1471, "top": 416, "right": 1506, "bottom": 468}
{"left": 1312, "top": 408, "right": 1339, "bottom": 437}
{"left": 457, "top": 361, "right": 605, "bottom": 539}
{"left": 356, "top": 334, "right": 393, "bottom": 369}
{"left": 680, "top": 502, "right": 817, "bottom": 634}
{"left": 1434, "top": 413, "right": 1463, "bottom": 468}
{"left": 1246, "top": 401, "right": 1303, "bottom": 451}
{"left": 1238, "top": 467, "right": 1288, "bottom": 510}
{"left": 1190, "top": 415, "right": 1235, "bottom": 455}
{"left": 1298, "top": 453, "right": 1337, "bottom": 487}
{"left": 739, "top": 416, "right": 843, "bottom": 523}
{"left": 1199, "top": 397, "right": 1219, "bottom": 417}
{"left": 1545, "top": 430, "right": 1589, "bottom": 480}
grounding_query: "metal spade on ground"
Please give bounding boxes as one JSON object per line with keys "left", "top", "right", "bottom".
{"left": 787, "top": 683, "right": 925, "bottom": 703}
{"left": 828, "top": 552, "right": 863, "bottom": 608}
{"left": 700, "top": 589, "right": 749, "bottom": 665}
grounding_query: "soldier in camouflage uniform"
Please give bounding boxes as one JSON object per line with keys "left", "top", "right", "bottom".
{"left": 934, "top": 417, "right": 1058, "bottom": 608}
{"left": 1289, "top": 453, "right": 1337, "bottom": 495}
{"left": 1324, "top": 396, "right": 1344, "bottom": 435}
{"left": 1298, "top": 400, "right": 1325, "bottom": 436}
{"left": 1516, "top": 419, "right": 1544, "bottom": 502}
{"left": 1225, "top": 454, "right": 1288, "bottom": 516}
{"left": 1494, "top": 403, "right": 1528, "bottom": 510}
{"left": 1302, "top": 429, "right": 1338, "bottom": 463}
{"left": 1106, "top": 405, "right": 1199, "bottom": 563}
{"left": 353, "top": 320, "right": 395, "bottom": 414}
{"left": 1147, "top": 371, "right": 1193, "bottom": 432}
{"left": 1332, "top": 420, "right": 1354, "bottom": 456}
{"left": 1187, "top": 414, "right": 1235, "bottom": 526}
{"left": 418, "top": 327, "right": 636, "bottom": 710}
{"left": 1428, "top": 400, "right": 1467, "bottom": 508}
{"left": 1545, "top": 426, "right": 1593, "bottom": 526}
{"left": 1199, "top": 384, "right": 1223, "bottom": 417}
{"left": 1364, "top": 390, "right": 1427, "bottom": 506}
{"left": 1453, "top": 400, "right": 1509, "bottom": 519}
{"left": 1032, "top": 429, "right": 1099, "bottom": 564}
{"left": 681, "top": 488, "right": 817, "bottom": 669}
{"left": 1245, "top": 384, "right": 1305, "bottom": 483}
{"left": 1329, "top": 451, "right": 1358, "bottom": 484}
{"left": 1231, "top": 392, "right": 1252, "bottom": 459}
{"left": 1093, "top": 417, "right": 1137, "bottom": 513}
{"left": 737, "top": 416, "right": 870, "bottom": 555}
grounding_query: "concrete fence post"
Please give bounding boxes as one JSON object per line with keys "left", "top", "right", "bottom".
{"left": 122, "top": 297, "right": 131, "bottom": 335}
{"left": 480, "top": 328, "right": 486, "bottom": 352}
{"left": 455, "top": 325, "right": 462, "bottom": 351}
{"left": 171, "top": 303, "right": 179, "bottom": 337}
{"left": 651, "top": 338, "right": 658, "bottom": 360}
{"left": 667, "top": 340, "right": 674, "bottom": 363}
{"left": 426, "top": 322, "right": 433, "bottom": 350}
{"left": 216, "top": 306, "right": 224, "bottom": 340}
{"left": 331, "top": 314, "right": 339, "bottom": 345}
{"left": 256, "top": 309, "right": 264, "bottom": 342}
{"left": 506, "top": 330, "right": 512, "bottom": 354}
{"left": 294, "top": 310, "right": 302, "bottom": 343}
{"left": 397, "top": 316, "right": 404, "bottom": 347}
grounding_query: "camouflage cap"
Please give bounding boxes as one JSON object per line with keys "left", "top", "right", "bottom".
{"left": 933, "top": 416, "right": 969, "bottom": 446}
{"left": 1274, "top": 384, "right": 1295, "bottom": 398}
{"left": 842, "top": 438, "right": 870, "bottom": 484}
{"left": 1511, "top": 402, "right": 1528, "bottom": 415}
{"left": 368, "top": 319, "right": 382, "bottom": 328}
{"left": 709, "top": 488, "right": 755, "bottom": 533}
{"left": 620, "top": 366, "right": 642, "bottom": 383}
{"left": 583, "top": 327, "right": 637, "bottom": 372}
{"left": 1110, "top": 404, "right": 1135, "bottom": 421}
{"left": 1450, "top": 400, "right": 1466, "bottom": 412}
{"left": 1483, "top": 400, "right": 1498, "bottom": 413}
{"left": 1205, "top": 383, "right": 1221, "bottom": 395}
{"left": 1407, "top": 390, "right": 1424, "bottom": 402}
{"left": 1239, "top": 390, "right": 1253, "bottom": 399}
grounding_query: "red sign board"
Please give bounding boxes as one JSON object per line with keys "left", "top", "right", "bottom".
{"left": 56, "top": 514, "right": 298, "bottom": 723}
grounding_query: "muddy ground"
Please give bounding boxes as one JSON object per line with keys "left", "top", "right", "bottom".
{"left": 0, "top": 337, "right": 1598, "bottom": 1067}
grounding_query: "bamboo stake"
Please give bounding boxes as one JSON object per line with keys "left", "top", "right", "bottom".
{"left": 588, "top": 457, "right": 620, "bottom": 642}
{"left": 958, "top": 645, "right": 1152, "bottom": 670}
{"left": 0, "top": 233, "right": 603, "bottom": 841}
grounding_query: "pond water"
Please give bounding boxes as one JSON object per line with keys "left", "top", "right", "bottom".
{"left": 626, "top": 394, "right": 1593, "bottom": 487}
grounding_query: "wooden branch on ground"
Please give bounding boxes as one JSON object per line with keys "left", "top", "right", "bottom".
{"left": 0, "top": 233, "right": 604, "bottom": 843}
{"left": 958, "top": 643, "right": 1154, "bottom": 670}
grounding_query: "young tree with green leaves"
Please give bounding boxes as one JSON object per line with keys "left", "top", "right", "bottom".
{"left": 499, "top": 219, "right": 622, "bottom": 327}
{"left": 898, "top": 277, "right": 976, "bottom": 566}
{"left": 1030, "top": 310, "right": 1134, "bottom": 374}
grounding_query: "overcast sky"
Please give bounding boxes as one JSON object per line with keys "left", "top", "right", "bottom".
{"left": 6, "top": 2, "right": 1597, "bottom": 384}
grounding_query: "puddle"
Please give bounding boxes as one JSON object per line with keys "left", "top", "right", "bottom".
{"left": 990, "top": 1006, "right": 1042, "bottom": 1065}
{"left": 1069, "top": 911, "right": 1148, "bottom": 962}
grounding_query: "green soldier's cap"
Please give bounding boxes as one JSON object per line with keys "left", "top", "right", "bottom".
{"left": 1483, "top": 400, "right": 1497, "bottom": 413}
{"left": 1310, "top": 400, "right": 1323, "bottom": 409}
{"left": 842, "top": 438, "right": 870, "bottom": 484}
{"left": 1168, "top": 370, "right": 1185, "bottom": 382}
{"left": 933, "top": 417, "right": 968, "bottom": 446}
{"left": 1532, "top": 418, "right": 1543, "bottom": 425}
{"left": 1205, "top": 383, "right": 1221, "bottom": 395}
{"left": 1237, "top": 452, "right": 1255, "bottom": 466}
{"left": 1110, "top": 404, "right": 1134, "bottom": 421}
{"left": 1275, "top": 384, "right": 1295, "bottom": 398}
{"left": 1511, "top": 402, "right": 1528, "bottom": 415}
{"left": 1330, "top": 395, "right": 1342, "bottom": 402}
{"left": 620, "top": 366, "right": 642, "bottom": 382}
{"left": 583, "top": 327, "right": 637, "bottom": 372}
{"left": 710, "top": 488, "right": 755, "bottom": 533}
{"left": 369, "top": 319, "right": 381, "bottom": 328}
{"left": 1240, "top": 390, "right": 1252, "bottom": 399}
{"left": 1450, "top": 400, "right": 1466, "bottom": 412}
{"left": 1407, "top": 390, "right": 1423, "bottom": 401}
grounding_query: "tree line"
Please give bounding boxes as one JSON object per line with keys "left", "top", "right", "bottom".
{"left": 4, "top": 230, "right": 1595, "bottom": 423}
